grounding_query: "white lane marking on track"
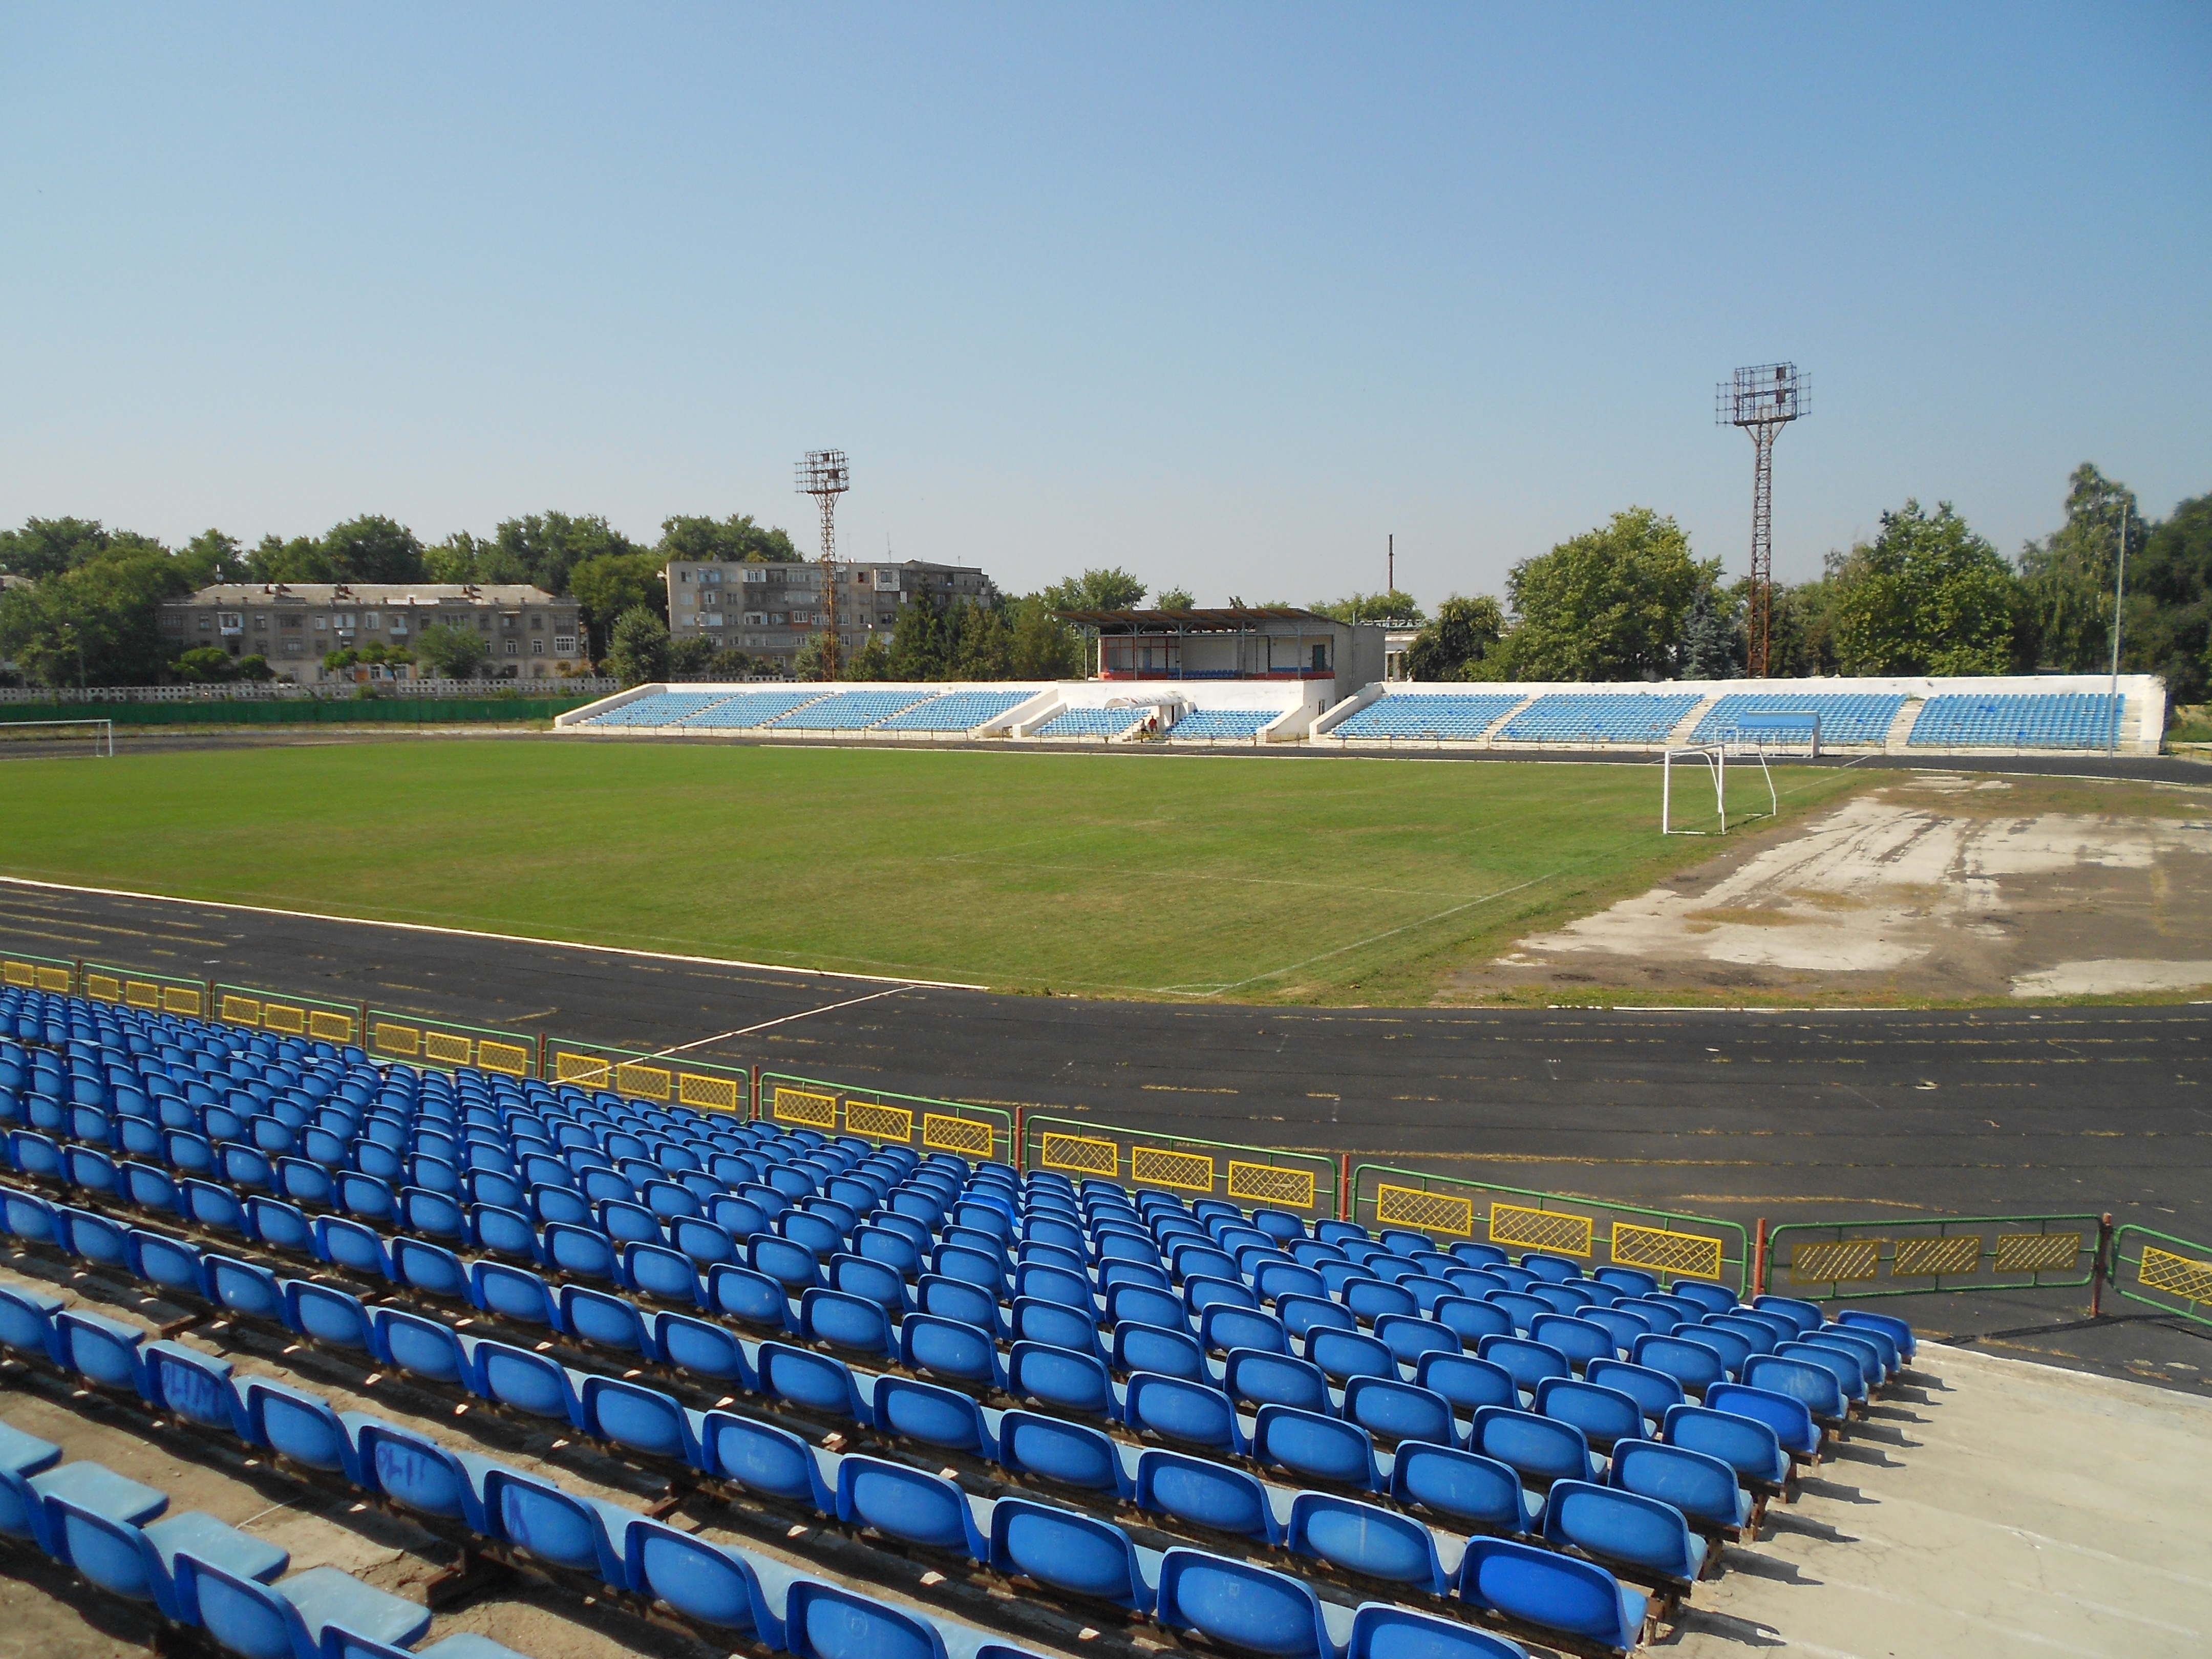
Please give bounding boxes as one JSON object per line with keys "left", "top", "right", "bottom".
{"left": 0, "top": 876, "right": 986, "bottom": 991}
{"left": 645, "top": 984, "right": 922, "bottom": 1056}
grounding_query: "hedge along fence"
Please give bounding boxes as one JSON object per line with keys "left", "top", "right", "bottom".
{"left": 0, "top": 697, "right": 599, "bottom": 728}
{"left": 1023, "top": 1114, "right": 1340, "bottom": 1223}
{"left": 765, "top": 1072, "right": 1012, "bottom": 1169}
{"left": 1350, "top": 1162, "right": 1752, "bottom": 1297}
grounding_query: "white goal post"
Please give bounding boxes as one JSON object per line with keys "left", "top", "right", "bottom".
{"left": 0, "top": 718, "right": 114, "bottom": 756}
{"left": 1661, "top": 741, "right": 1775, "bottom": 835}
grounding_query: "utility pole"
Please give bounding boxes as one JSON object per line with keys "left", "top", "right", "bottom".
{"left": 1717, "top": 365, "right": 1809, "bottom": 678}
{"left": 2107, "top": 501, "right": 2129, "bottom": 757}
{"left": 1387, "top": 534, "right": 1394, "bottom": 595}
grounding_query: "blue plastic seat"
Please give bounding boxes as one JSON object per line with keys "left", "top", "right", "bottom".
{"left": 1670, "top": 1280, "right": 1737, "bottom": 1316}
{"left": 355, "top": 1420, "right": 492, "bottom": 1530}
{"left": 1585, "top": 1359, "right": 1685, "bottom": 1429}
{"left": 1008, "top": 1340, "right": 1115, "bottom": 1418}
{"left": 623, "top": 1241, "right": 704, "bottom": 1307}
{"left": 1155, "top": 1547, "right": 1337, "bottom": 1659}
{"left": 1804, "top": 1327, "right": 1886, "bottom": 1391}
{"left": 206, "top": 1254, "right": 284, "bottom": 1322}
{"left": 1534, "top": 1376, "right": 1645, "bottom": 1452}
{"left": 1373, "top": 1312, "right": 1459, "bottom": 1368}
{"left": 1131, "top": 1445, "right": 1274, "bottom": 1542}
{"left": 1540, "top": 1478, "right": 1707, "bottom": 1591}
{"left": 544, "top": 1221, "right": 619, "bottom": 1282}
{"left": 1288, "top": 1490, "right": 1448, "bottom": 1592}
{"left": 1469, "top": 1406, "right": 1597, "bottom": 1488}
{"left": 126, "top": 1228, "right": 207, "bottom": 1299}
{"left": 757, "top": 1342, "right": 870, "bottom": 1424}
{"left": 990, "top": 1409, "right": 1122, "bottom": 1498}
{"left": 1121, "top": 1369, "right": 1241, "bottom": 1453}
{"left": 241, "top": 1378, "right": 363, "bottom": 1481}
{"left": 1477, "top": 1334, "right": 1571, "bottom": 1398}
{"left": 1416, "top": 1351, "right": 1517, "bottom": 1416}
{"left": 370, "top": 1307, "right": 473, "bottom": 1387}
{"left": 141, "top": 1339, "right": 243, "bottom": 1434}
{"left": 623, "top": 1518, "right": 771, "bottom": 1638}
{"left": 871, "top": 1375, "right": 994, "bottom": 1457}
{"left": 1011, "top": 1295, "right": 1105, "bottom": 1359}
{"left": 478, "top": 1466, "right": 631, "bottom": 1587}
{"left": 1341, "top": 1375, "right": 1455, "bottom": 1447}
{"left": 894, "top": 1312, "right": 1003, "bottom": 1390}
{"left": 1629, "top": 1332, "right": 1726, "bottom": 1397}
{"left": 1111, "top": 1318, "right": 1207, "bottom": 1382}
{"left": 467, "top": 1202, "right": 539, "bottom": 1262}
{"left": 581, "top": 1374, "right": 707, "bottom": 1467}
{"left": 1202, "top": 1302, "right": 1289, "bottom": 1356}
{"left": 183, "top": 1561, "right": 431, "bottom": 1659}
{"left": 799, "top": 1287, "right": 894, "bottom": 1359}
{"left": 1345, "top": 1278, "right": 1419, "bottom": 1325}
{"left": 836, "top": 1454, "right": 987, "bottom": 1562}
{"left": 1276, "top": 1292, "right": 1356, "bottom": 1343}
{"left": 1251, "top": 1403, "right": 1379, "bottom": 1491}
{"left": 1390, "top": 1440, "right": 1536, "bottom": 1538}
{"left": 471, "top": 1339, "right": 585, "bottom": 1426}
{"left": 49, "top": 1498, "right": 288, "bottom": 1623}
{"left": 280, "top": 1280, "right": 373, "bottom": 1353}
{"left": 828, "top": 1252, "right": 910, "bottom": 1315}
{"left": 782, "top": 1576, "right": 948, "bottom": 1659}
{"left": 56, "top": 1307, "right": 147, "bottom": 1393}
{"left": 701, "top": 1409, "right": 835, "bottom": 1513}
{"left": 989, "top": 1496, "right": 1156, "bottom": 1612}
{"left": 1308, "top": 1326, "right": 1396, "bottom": 1386}
{"left": 1346, "top": 1603, "right": 1527, "bottom": 1659}
{"left": 1456, "top": 1535, "right": 1648, "bottom": 1658}
{"left": 1770, "top": 1343, "right": 1865, "bottom": 1411}
{"left": 1105, "top": 1281, "right": 1187, "bottom": 1334}
{"left": 1433, "top": 1295, "right": 1513, "bottom": 1347}
{"left": 1836, "top": 1307, "right": 1915, "bottom": 1362}
{"left": 1612, "top": 1435, "right": 1752, "bottom": 1536}
{"left": 1528, "top": 1313, "right": 1614, "bottom": 1372}
{"left": 1223, "top": 1348, "right": 1330, "bottom": 1414}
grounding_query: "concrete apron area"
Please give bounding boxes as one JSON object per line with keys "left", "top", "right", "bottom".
{"left": 1461, "top": 771, "right": 2212, "bottom": 1004}
{"left": 1677, "top": 1342, "right": 2212, "bottom": 1659}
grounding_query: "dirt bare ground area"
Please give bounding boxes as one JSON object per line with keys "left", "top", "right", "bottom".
{"left": 1450, "top": 771, "right": 2212, "bottom": 1006}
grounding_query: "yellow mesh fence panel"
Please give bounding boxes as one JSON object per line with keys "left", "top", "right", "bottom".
{"left": 556, "top": 1053, "right": 612, "bottom": 1089}
{"left": 1612, "top": 1222, "right": 1724, "bottom": 1281}
{"left": 85, "top": 974, "right": 121, "bottom": 1002}
{"left": 923, "top": 1114, "right": 994, "bottom": 1158}
{"left": 616, "top": 1061, "right": 673, "bottom": 1102}
{"left": 374, "top": 1023, "right": 420, "bottom": 1057}
{"left": 1375, "top": 1184, "right": 1475, "bottom": 1240}
{"left": 1994, "top": 1232, "right": 2081, "bottom": 1275}
{"left": 126, "top": 982, "right": 162, "bottom": 1010}
{"left": 1040, "top": 1132, "right": 1118, "bottom": 1178}
{"left": 35, "top": 968, "right": 72, "bottom": 993}
{"left": 220, "top": 995, "right": 261, "bottom": 1026}
{"left": 2140, "top": 1245, "right": 2212, "bottom": 1307}
{"left": 1228, "top": 1162, "right": 1318, "bottom": 1210}
{"left": 1789, "top": 1239, "right": 1882, "bottom": 1284}
{"left": 477, "top": 1040, "right": 531, "bottom": 1077}
{"left": 163, "top": 988, "right": 203, "bottom": 1016}
{"left": 1132, "top": 1146, "right": 1216, "bottom": 1195}
{"left": 1892, "top": 1235, "right": 1982, "bottom": 1278}
{"left": 261, "top": 1005, "right": 307, "bottom": 1036}
{"left": 774, "top": 1087, "right": 837, "bottom": 1130}
{"left": 845, "top": 1099, "right": 916, "bottom": 1143}
{"left": 421, "top": 1032, "right": 473, "bottom": 1066}
{"left": 1, "top": 962, "right": 32, "bottom": 989}
{"left": 678, "top": 1074, "right": 744, "bottom": 1114}
{"left": 307, "top": 1010, "right": 355, "bottom": 1044}
{"left": 1489, "top": 1203, "right": 1594, "bottom": 1258}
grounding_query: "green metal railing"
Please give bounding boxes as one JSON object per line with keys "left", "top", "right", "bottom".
{"left": 1762, "top": 1213, "right": 2100, "bottom": 1302}
{"left": 2110, "top": 1223, "right": 2212, "bottom": 1329}
{"left": 1024, "top": 1114, "right": 1339, "bottom": 1221}
{"left": 764, "top": 1072, "right": 1012, "bottom": 1167}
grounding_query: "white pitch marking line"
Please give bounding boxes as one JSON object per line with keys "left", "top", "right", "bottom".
{"left": 644, "top": 984, "right": 922, "bottom": 1057}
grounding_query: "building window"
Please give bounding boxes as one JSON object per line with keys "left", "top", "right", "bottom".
{"left": 252, "top": 615, "right": 268, "bottom": 632}
{"left": 282, "top": 640, "right": 302, "bottom": 655}
{"left": 530, "top": 613, "right": 543, "bottom": 630}
{"left": 554, "top": 635, "right": 576, "bottom": 654}
{"left": 504, "top": 640, "right": 519, "bottom": 656}
{"left": 198, "top": 616, "right": 212, "bottom": 631}
{"left": 364, "top": 612, "right": 380, "bottom": 628}
{"left": 280, "top": 615, "right": 301, "bottom": 629}
{"left": 530, "top": 640, "right": 544, "bottom": 655}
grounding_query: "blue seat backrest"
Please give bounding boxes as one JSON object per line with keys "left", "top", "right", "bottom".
{"left": 1286, "top": 1491, "right": 1446, "bottom": 1593}
{"left": 1389, "top": 1442, "right": 1529, "bottom": 1537}
{"left": 1154, "top": 1548, "right": 1333, "bottom": 1659}
{"left": 1456, "top": 1534, "right": 1643, "bottom": 1651}
{"left": 1341, "top": 1375, "right": 1455, "bottom": 1447}
{"left": 997, "top": 1409, "right": 1128, "bottom": 1498}
{"left": 1470, "top": 1406, "right": 1592, "bottom": 1486}
{"left": 988, "top": 1497, "right": 1150, "bottom": 1612}
{"left": 1134, "top": 1448, "right": 1277, "bottom": 1542}
{"left": 1251, "top": 1404, "right": 1378, "bottom": 1492}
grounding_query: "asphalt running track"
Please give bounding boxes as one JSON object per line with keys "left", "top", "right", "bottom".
{"left": 2, "top": 877, "right": 2206, "bottom": 1394}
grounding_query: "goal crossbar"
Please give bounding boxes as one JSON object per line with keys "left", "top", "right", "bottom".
{"left": 1661, "top": 742, "right": 1775, "bottom": 835}
{"left": 0, "top": 718, "right": 114, "bottom": 756}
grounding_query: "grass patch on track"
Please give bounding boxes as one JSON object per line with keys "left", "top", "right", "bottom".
{"left": 0, "top": 740, "right": 1864, "bottom": 1004}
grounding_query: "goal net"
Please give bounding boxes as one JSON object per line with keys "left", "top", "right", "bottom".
{"left": 1661, "top": 742, "right": 1776, "bottom": 835}
{"left": 0, "top": 718, "right": 114, "bottom": 756}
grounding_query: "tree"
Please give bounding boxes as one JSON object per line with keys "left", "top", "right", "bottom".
{"left": 793, "top": 631, "right": 837, "bottom": 682}
{"left": 1403, "top": 595, "right": 1505, "bottom": 680}
{"left": 1009, "top": 594, "right": 1082, "bottom": 678}
{"left": 1491, "top": 508, "right": 1707, "bottom": 680}
{"left": 606, "top": 607, "right": 672, "bottom": 687}
{"left": 493, "top": 512, "right": 642, "bottom": 593}
{"left": 235, "top": 653, "right": 275, "bottom": 683}
{"left": 2128, "top": 491, "right": 2211, "bottom": 706}
{"left": 667, "top": 635, "right": 720, "bottom": 678}
{"left": 2018, "top": 464, "right": 2142, "bottom": 672}
{"left": 172, "top": 645, "right": 240, "bottom": 683}
{"left": 1313, "top": 590, "right": 1426, "bottom": 626}
{"left": 322, "top": 642, "right": 415, "bottom": 678}
{"left": 841, "top": 634, "right": 892, "bottom": 680}
{"left": 414, "top": 621, "right": 491, "bottom": 680}
{"left": 0, "top": 536, "right": 194, "bottom": 687}
{"left": 888, "top": 595, "right": 953, "bottom": 679}
{"left": 1833, "top": 500, "right": 2024, "bottom": 675}
{"left": 246, "top": 534, "right": 338, "bottom": 584}
{"left": 656, "top": 514, "right": 801, "bottom": 565}
{"left": 1676, "top": 581, "right": 1745, "bottom": 680}
{"left": 1041, "top": 568, "right": 1147, "bottom": 612}
{"left": 323, "top": 515, "right": 425, "bottom": 583}
{"left": 178, "top": 530, "right": 248, "bottom": 587}
{"left": 0, "top": 517, "right": 114, "bottom": 579}
{"left": 569, "top": 551, "right": 668, "bottom": 654}
{"left": 1156, "top": 587, "right": 1195, "bottom": 610}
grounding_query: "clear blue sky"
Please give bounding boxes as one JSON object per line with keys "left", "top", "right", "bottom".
{"left": 3, "top": 4, "right": 2205, "bottom": 607}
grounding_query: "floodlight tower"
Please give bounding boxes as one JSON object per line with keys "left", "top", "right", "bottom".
{"left": 795, "top": 449, "right": 850, "bottom": 678}
{"left": 1716, "top": 364, "right": 1807, "bottom": 678}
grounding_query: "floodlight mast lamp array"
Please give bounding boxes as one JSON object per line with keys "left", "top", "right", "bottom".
{"left": 1716, "top": 364, "right": 1807, "bottom": 679}
{"left": 795, "top": 449, "right": 850, "bottom": 678}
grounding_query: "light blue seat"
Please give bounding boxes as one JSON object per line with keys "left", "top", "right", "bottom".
{"left": 1341, "top": 1375, "right": 1455, "bottom": 1447}
{"left": 1345, "top": 1279, "right": 1418, "bottom": 1325}
{"left": 1540, "top": 1478, "right": 1707, "bottom": 1592}
{"left": 1455, "top": 1535, "right": 1648, "bottom": 1658}
{"left": 1837, "top": 1307, "right": 1915, "bottom": 1362}
{"left": 655, "top": 1310, "right": 753, "bottom": 1387}
{"left": 1610, "top": 1436, "right": 1752, "bottom": 1537}
{"left": 56, "top": 1307, "right": 147, "bottom": 1394}
{"left": 181, "top": 1561, "right": 431, "bottom": 1659}
{"left": 1346, "top": 1602, "right": 1528, "bottom": 1659}
{"left": 1202, "top": 1302, "right": 1289, "bottom": 1356}
{"left": 1308, "top": 1326, "right": 1395, "bottom": 1386}
{"left": 622, "top": 1241, "right": 704, "bottom": 1307}
{"left": 204, "top": 1254, "right": 284, "bottom": 1323}
{"left": 478, "top": 1466, "right": 633, "bottom": 1588}
{"left": 1123, "top": 1370, "right": 1244, "bottom": 1454}
{"left": 354, "top": 1420, "right": 494, "bottom": 1531}
{"left": 310, "top": 1216, "right": 391, "bottom": 1281}
{"left": 757, "top": 1342, "right": 870, "bottom": 1424}
{"left": 369, "top": 1307, "right": 473, "bottom": 1387}
{"left": 1111, "top": 1318, "right": 1207, "bottom": 1382}
{"left": 470, "top": 1339, "right": 585, "bottom": 1427}
{"left": 1134, "top": 1446, "right": 1278, "bottom": 1542}
{"left": 1251, "top": 1403, "right": 1379, "bottom": 1492}
{"left": 1433, "top": 1296, "right": 1512, "bottom": 1347}
{"left": 1669, "top": 1281, "right": 1737, "bottom": 1317}
{"left": 624, "top": 1517, "right": 772, "bottom": 1637}
{"left": 1390, "top": 1441, "right": 1536, "bottom": 1538}
{"left": 143, "top": 1339, "right": 245, "bottom": 1435}
{"left": 701, "top": 1410, "right": 835, "bottom": 1513}
{"left": 799, "top": 1287, "right": 895, "bottom": 1359}
{"left": 1476, "top": 1334, "right": 1570, "bottom": 1398}
{"left": 835, "top": 1454, "right": 987, "bottom": 1563}
{"left": 781, "top": 1577, "right": 950, "bottom": 1659}
{"left": 990, "top": 1496, "right": 1157, "bottom": 1613}
{"left": 1528, "top": 1313, "right": 1614, "bottom": 1372}
{"left": 1469, "top": 1406, "right": 1597, "bottom": 1490}
{"left": 240, "top": 1377, "right": 363, "bottom": 1481}
{"left": 390, "top": 1236, "right": 467, "bottom": 1300}
{"left": 1011, "top": 1296, "right": 1104, "bottom": 1359}
{"left": 1106, "top": 1282, "right": 1187, "bottom": 1335}
{"left": 1288, "top": 1490, "right": 1448, "bottom": 1593}
{"left": 1584, "top": 1359, "right": 1685, "bottom": 1429}
{"left": 706, "top": 1262, "right": 793, "bottom": 1331}
{"left": 581, "top": 1374, "right": 707, "bottom": 1468}
{"left": 874, "top": 1376, "right": 996, "bottom": 1458}
{"left": 899, "top": 1312, "right": 1006, "bottom": 1390}
{"left": 0, "top": 1420, "right": 62, "bottom": 1478}
{"left": 1414, "top": 1351, "right": 1517, "bottom": 1417}
{"left": 1805, "top": 1327, "right": 1886, "bottom": 1391}
{"left": 1629, "top": 1332, "right": 1726, "bottom": 1397}
{"left": 1768, "top": 1344, "right": 1864, "bottom": 1413}
{"left": 1277, "top": 1293, "right": 1356, "bottom": 1343}
{"left": 1682, "top": 1321, "right": 1752, "bottom": 1379}
{"left": 1155, "top": 1548, "right": 1341, "bottom": 1659}
{"left": 996, "top": 1409, "right": 1129, "bottom": 1497}
{"left": 48, "top": 1499, "right": 288, "bottom": 1623}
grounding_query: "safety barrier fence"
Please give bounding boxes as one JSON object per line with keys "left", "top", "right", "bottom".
{"left": 549, "top": 1038, "right": 754, "bottom": 1119}
{"left": 1023, "top": 1114, "right": 1339, "bottom": 1223}
{"left": 769, "top": 1072, "right": 1012, "bottom": 1169}
{"left": 1760, "top": 1213, "right": 2101, "bottom": 1303}
{"left": 216, "top": 983, "right": 366, "bottom": 1048}
{"left": 368, "top": 1009, "right": 540, "bottom": 1081}
{"left": 1350, "top": 1163, "right": 1752, "bottom": 1298}
{"left": 2109, "top": 1224, "right": 2212, "bottom": 1330}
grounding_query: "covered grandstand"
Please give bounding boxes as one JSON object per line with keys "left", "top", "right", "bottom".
{"left": 558, "top": 672, "right": 2170, "bottom": 756}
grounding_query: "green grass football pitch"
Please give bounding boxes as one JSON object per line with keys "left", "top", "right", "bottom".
{"left": 0, "top": 740, "right": 1860, "bottom": 1004}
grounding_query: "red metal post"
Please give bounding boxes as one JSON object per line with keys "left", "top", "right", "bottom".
{"left": 2091, "top": 1213, "right": 2114, "bottom": 1317}
{"left": 1752, "top": 1217, "right": 1770, "bottom": 1299}
{"left": 1339, "top": 1154, "right": 1352, "bottom": 1223}
{"left": 1015, "top": 1109, "right": 1028, "bottom": 1175}
{"left": 535, "top": 1030, "right": 549, "bottom": 1081}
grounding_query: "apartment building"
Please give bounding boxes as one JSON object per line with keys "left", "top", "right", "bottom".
{"left": 159, "top": 584, "right": 585, "bottom": 683}
{"left": 666, "top": 558, "right": 996, "bottom": 673}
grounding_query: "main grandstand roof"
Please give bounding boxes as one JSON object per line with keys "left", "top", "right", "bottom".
{"left": 1055, "top": 605, "right": 1338, "bottom": 630}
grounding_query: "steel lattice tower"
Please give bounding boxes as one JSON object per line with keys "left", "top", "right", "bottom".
{"left": 795, "top": 450, "right": 850, "bottom": 679}
{"left": 1717, "top": 365, "right": 1807, "bottom": 678}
